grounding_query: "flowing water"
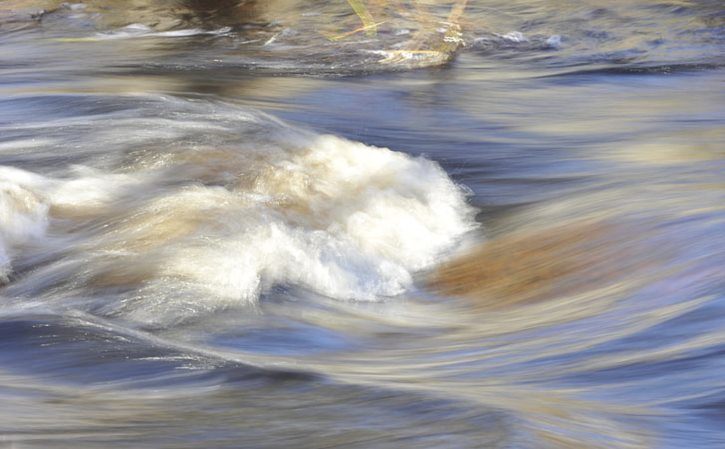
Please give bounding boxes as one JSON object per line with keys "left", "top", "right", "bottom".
{"left": 1, "top": 1, "right": 724, "bottom": 448}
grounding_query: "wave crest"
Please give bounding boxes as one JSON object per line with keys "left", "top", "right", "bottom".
{"left": 1, "top": 122, "right": 475, "bottom": 324}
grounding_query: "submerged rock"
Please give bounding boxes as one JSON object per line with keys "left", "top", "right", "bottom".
{"left": 428, "top": 220, "right": 665, "bottom": 309}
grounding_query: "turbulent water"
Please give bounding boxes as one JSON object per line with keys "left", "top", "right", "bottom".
{"left": 1, "top": 1, "right": 724, "bottom": 448}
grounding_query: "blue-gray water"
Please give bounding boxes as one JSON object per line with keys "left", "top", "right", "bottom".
{"left": 1, "top": 1, "right": 724, "bottom": 448}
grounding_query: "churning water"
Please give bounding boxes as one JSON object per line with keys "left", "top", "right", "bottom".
{"left": 1, "top": 1, "right": 724, "bottom": 448}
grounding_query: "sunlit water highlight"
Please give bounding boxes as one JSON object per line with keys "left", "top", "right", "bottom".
{"left": 1, "top": 1, "right": 724, "bottom": 448}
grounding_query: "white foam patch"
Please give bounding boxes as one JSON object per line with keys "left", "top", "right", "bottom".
{"left": 0, "top": 133, "right": 476, "bottom": 325}
{"left": 546, "top": 35, "right": 562, "bottom": 49}
{"left": 93, "top": 24, "right": 233, "bottom": 41}
{"left": 0, "top": 168, "right": 50, "bottom": 282}
{"left": 501, "top": 31, "right": 528, "bottom": 43}
{"left": 0, "top": 164, "right": 145, "bottom": 280}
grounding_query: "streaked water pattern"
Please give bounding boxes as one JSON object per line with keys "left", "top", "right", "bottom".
{"left": 1, "top": 1, "right": 724, "bottom": 448}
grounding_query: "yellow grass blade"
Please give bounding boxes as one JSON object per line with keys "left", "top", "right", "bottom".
{"left": 346, "top": 0, "right": 378, "bottom": 37}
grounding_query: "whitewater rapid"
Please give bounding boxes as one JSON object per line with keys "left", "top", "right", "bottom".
{"left": 0, "top": 96, "right": 476, "bottom": 325}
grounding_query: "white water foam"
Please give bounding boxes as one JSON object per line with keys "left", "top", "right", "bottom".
{"left": 0, "top": 124, "right": 476, "bottom": 324}
{"left": 93, "top": 24, "right": 233, "bottom": 41}
{"left": 0, "top": 170, "right": 48, "bottom": 282}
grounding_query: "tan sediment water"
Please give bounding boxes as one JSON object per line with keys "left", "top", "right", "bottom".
{"left": 428, "top": 220, "right": 663, "bottom": 308}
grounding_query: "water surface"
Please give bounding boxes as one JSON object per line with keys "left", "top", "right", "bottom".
{"left": 1, "top": 1, "right": 724, "bottom": 448}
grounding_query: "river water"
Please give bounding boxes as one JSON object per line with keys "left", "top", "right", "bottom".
{"left": 1, "top": 1, "right": 724, "bottom": 448}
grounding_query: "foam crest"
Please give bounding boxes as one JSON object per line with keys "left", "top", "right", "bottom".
{"left": 0, "top": 168, "right": 49, "bottom": 282}
{"left": 1, "top": 125, "right": 475, "bottom": 325}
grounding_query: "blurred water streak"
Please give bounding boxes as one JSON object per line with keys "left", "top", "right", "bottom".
{"left": 1, "top": 1, "right": 724, "bottom": 448}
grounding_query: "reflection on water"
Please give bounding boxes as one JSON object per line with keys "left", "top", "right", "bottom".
{"left": 1, "top": 1, "right": 724, "bottom": 448}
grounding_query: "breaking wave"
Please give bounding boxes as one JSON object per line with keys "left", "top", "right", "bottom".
{"left": 0, "top": 96, "right": 475, "bottom": 325}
